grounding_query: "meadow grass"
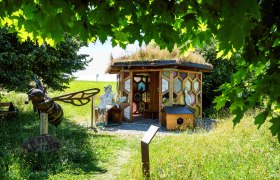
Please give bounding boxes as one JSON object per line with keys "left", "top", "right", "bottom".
{"left": 118, "top": 114, "right": 280, "bottom": 179}
{"left": 0, "top": 80, "right": 136, "bottom": 179}
{"left": 1, "top": 80, "right": 279, "bottom": 179}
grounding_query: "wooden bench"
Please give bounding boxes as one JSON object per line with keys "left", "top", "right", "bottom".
{"left": 0, "top": 102, "right": 18, "bottom": 119}
{"left": 95, "top": 105, "right": 122, "bottom": 125}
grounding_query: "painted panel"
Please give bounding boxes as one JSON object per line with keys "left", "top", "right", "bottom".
{"left": 162, "top": 78, "right": 169, "bottom": 93}
{"left": 163, "top": 71, "right": 170, "bottom": 79}
{"left": 124, "top": 106, "right": 130, "bottom": 119}
{"left": 124, "top": 79, "right": 130, "bottom": 92}
{"left": 193, "top": 79, "right": 200, "bottom": 92}
{"left": 174, "top": 78, "right": 182, "bottom": 94}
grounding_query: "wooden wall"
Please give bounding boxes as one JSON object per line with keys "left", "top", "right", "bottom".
{"left": 118, "top": 68, "right": 203, "bottom": 122}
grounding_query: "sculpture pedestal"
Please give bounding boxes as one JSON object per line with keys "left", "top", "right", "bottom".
{"left": 22, "top": 135, "right": 60, "bottom": 153}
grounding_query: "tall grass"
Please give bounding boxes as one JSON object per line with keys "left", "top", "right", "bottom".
{"left": 118, "top": 114, "right": 280, "bottom": 179}
{"left": 0, "top": 114, "right": 130, "bottom": 179}
{"left": 1, "top": 81, "right": 279, "bottom": 179}
{"left": 0, "top": 81, "right": 134, "bottom": 179}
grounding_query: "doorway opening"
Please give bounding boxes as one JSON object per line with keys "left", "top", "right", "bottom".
{"left": 132, "top": 71, "right": 159, "bottom": 123}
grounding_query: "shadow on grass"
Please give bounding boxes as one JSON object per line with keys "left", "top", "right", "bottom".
{"left": 0, "top": 109, "right": 115, "bottom": 179}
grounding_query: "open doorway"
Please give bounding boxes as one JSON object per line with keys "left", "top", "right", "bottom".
{"left": 132, "top": 71, "right": 159, "bottom": 122}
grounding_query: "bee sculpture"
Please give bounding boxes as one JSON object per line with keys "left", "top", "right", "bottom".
{"left": 25, "top": 88, "right": 64, "bottom": 126}
{"left": 25, "top": 76, "right": 100, "bottom": 126}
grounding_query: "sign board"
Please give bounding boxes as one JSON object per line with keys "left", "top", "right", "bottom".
{"left": 141, "top": 125, "right": 159, "bottom": 144}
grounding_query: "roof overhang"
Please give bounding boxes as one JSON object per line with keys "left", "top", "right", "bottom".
{"left": 106, "top": 60, "right": 213, "bottom": 74}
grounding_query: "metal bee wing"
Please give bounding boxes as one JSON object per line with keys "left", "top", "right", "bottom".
{"left": 52, "top": 88, "right": 100, "bottom": 106}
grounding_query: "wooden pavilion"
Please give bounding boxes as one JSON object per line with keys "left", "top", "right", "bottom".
{"left": 106, "top": 46, "right": 213, "bottom": 129}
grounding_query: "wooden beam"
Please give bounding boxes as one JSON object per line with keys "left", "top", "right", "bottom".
{"left": 158, "top": 71, "right": 162, "bottom": 125}
{"left": 129, "top": 70, "right": 133, "bottom": 122}
{"left": 127, "top": 69, "right": 162, "bottom": 72}
{"left": 169, "top": 70, "right": 174, "bottom": 105}
{"left": 200, "top": 72, "right": 203, "bottom": 119}
{"left": 119, "top": 72, "right": 124, "bottom": 123}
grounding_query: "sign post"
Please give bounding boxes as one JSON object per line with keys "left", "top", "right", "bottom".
{"left": 141, "top": 125, "right": 159, "bottom": 178}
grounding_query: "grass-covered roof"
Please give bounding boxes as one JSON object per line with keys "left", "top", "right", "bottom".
{"left": 107, "top": 45, "right": 213, "bottom": 73}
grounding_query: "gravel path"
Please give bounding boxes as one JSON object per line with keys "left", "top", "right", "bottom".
{"left": 90, "top": 118, "right": 217, "bottom": 136}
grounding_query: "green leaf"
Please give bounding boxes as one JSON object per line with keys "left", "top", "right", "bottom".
{"left": 254, "top": 110, "right": 268, "bottom": 129}
{"left": 247, "top": 0, "right": 261, "bottom": 20}
{"left": 230, "top": 26, "right": 244, "bottom": 50}
{"left": 232, "top": 108, "right": 244, "bottom": 126}
{"left": 229, "top": 97, "right": 244, "bottom": 111}
{"left": 233, "top": 68, "right": 247, "bottom": 85}
{"left": 22, "top": 3, "right": 36, "bottom": 20}
{"left": 113, "top": 31, "right": 128, "bottom": 42}
{"left": 272, "top": 38, "right": 280, "bottom": 47}
{"left": 269, "top": 117, "right": 280, "bottom": 142}
{"left": 213, "top": 94, "right": 228, "bottom": 110}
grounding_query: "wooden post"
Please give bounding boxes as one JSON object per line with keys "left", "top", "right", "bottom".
{"left": 200, "top": 72, "right": 203, "bottom": 120}
{"left": 40, "top": 112, "right": 48, "bottom": 135}
{"left": 169, "top": 70, "right": 174, "bottom": 105}
{"left": 141, "top": 125, "right": 159, "bottom": 178}
{"left": 158, "top": 70, "right": 162, "bottom": 125}
{"left": 141, "top": 142, "right": 150, "bottom": 177}
{"left": 129, "top": 70, "right": 133, "bottom": 122}
{"left": 91, "top": 95, "right": 96, "bottom": 128}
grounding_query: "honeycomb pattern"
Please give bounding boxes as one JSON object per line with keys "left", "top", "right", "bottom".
{"left": 162, "top": 78, "right": 169, "bottom": 94}
{"left": 124, "top": 79, "right": 130, "bottom": 92}
{"left": 190, "top": 92, "right": 196, "bottom": 106}
{"left": 193, "top": 79, "right": 200, "bottom": 92}
{"left": 185, "top": 79, "right": 192, "bottom": 92}
{"left": 138, "top": 82, "right": 146, "bottom": 91}
{"left": 121, "top": 70, "right": 203, "bottom": 121}
{"left": 179, "top": 72, "right": 187, "bottom": 79}
{"left": 189, "top": 73, "right": 196, "bottom": 80}
{"left": 163, "top": 71, "right": 170, "bottom": 78}
{"left": 134, "top": 77, "right": 141, "bottom": 82}
{"left": 174, "top": 78, "right": 182, "bottom": 94}
{"left": 161, "top": 70, "right": 203, "bottom": 119}
{"left": 124, "top": 106, "right": 130, "bottom": 119}
{"left": 131, "top": 75, "right": 149, "bottom": 113}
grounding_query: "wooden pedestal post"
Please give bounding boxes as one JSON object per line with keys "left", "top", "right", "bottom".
{"left": 40, "top": 112, "right": 48, "bottom": 135}
{"left": 91, "top": 96, "right": 96, "bottom": 128}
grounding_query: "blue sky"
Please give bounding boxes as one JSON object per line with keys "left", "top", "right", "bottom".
{"left": 74, "top": 39, "right": 141, "bottom": 82}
